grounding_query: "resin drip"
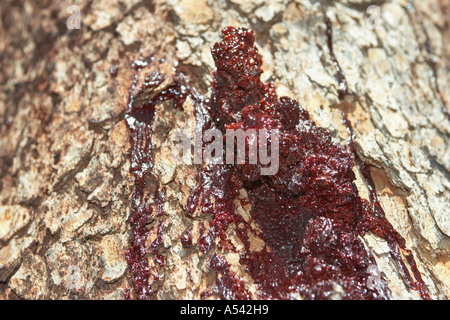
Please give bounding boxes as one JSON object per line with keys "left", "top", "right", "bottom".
{"left": 186, "top": 26, "right": 430, "bottom": 299}
{"left": 125, "top": 66, "right": 199, "bottom": 299}
{"left": 324, "top": 15, "right": 430, "bottom": 300}
{"left": 324, "top": 14, "right": 348, "bottom": 100}
{"left": 124, "top": 26, "right": 430, "bottom": 300}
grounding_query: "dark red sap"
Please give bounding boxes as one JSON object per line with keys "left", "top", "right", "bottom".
{"left": 125, "top": 26, "right": 430, "bottom": 300}
{"left": 125, "top": 68, "right": 194, "bottom": 299}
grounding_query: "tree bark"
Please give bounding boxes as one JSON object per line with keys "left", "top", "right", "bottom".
{"left": 0, "top": 0, "right": 449, "bottom": 300}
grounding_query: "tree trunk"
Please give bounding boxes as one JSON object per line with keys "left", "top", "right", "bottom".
{"left": 0, "top": 0, "right": 449, "bottom": 300}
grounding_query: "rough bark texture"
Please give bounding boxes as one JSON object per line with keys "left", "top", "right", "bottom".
{"left": 0, "top": 0, "right": 449, "bottom": 299}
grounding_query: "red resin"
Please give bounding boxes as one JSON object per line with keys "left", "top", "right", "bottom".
{"left": 325, "top": 16, "right": 430, "bottom": 299}
{"left": 187, "top": 27, "right": 430, "bottom": 300}
{"left": 181, "top": 230, "right": 193, "bottom": 248}
{"left": 124, "top": 26, "right": 430, "bottom": 300}
{"left": 125, "top": 68, "right": 194, "bottom": 299}
{"left": 324, "top": 14, "right": 348, "bottom": 100}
